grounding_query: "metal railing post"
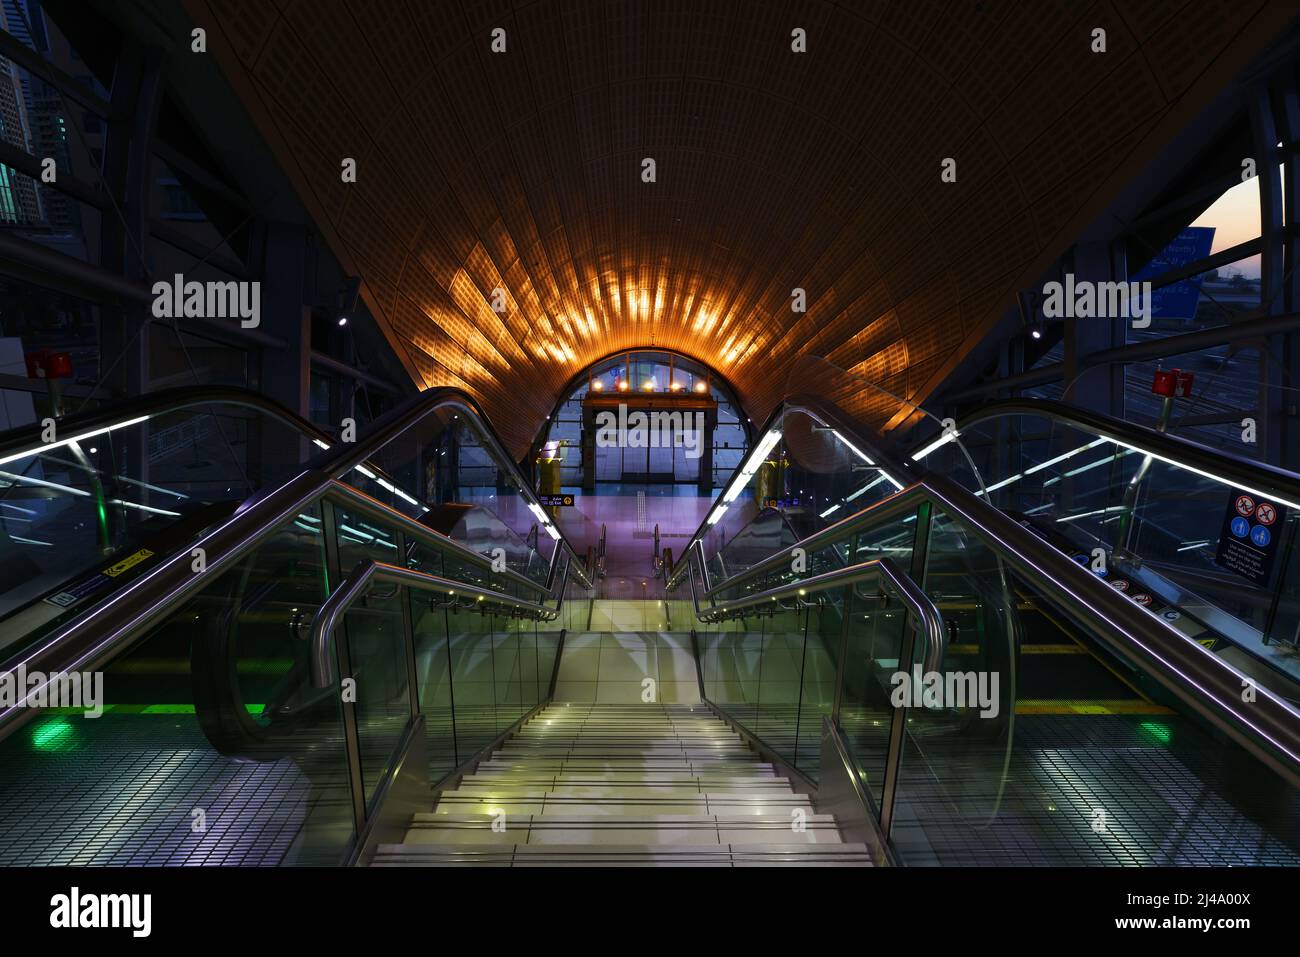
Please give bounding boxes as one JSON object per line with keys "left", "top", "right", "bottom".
{"left": 395, "top": 529, "right": 421, "bottom": 721}
{"left": 878, "top": 501, "right": 933, "bottom": 839}
{"left": 830, "top": 584, "right": 855, "bottom": 724}
{"left": 321, "top": 502, "right": 369, "bottom": 838}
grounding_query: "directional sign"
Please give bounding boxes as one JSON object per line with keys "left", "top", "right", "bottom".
{"left": 1131, "top": 226, "right": 1215, "bottom": 320}
{"left": 539, "top": 493, "right": 575, "bottom": 507}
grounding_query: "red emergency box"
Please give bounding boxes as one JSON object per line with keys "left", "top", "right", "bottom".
{"left": 24, "top": 349, "right": 73, "bottom": 379}
{"left": 1151, "top": 368, "right": 1194, "bottom": 397}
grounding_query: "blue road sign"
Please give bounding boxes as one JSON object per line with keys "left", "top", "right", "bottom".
{"left": 1132, "top": 226, "right": 1216, "bottom": 320}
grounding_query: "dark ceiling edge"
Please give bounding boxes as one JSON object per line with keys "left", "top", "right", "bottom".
{"left": 882, "top": 0, "right": 1300, "bottom": 436}
{"left": 921, "top": 24, "right": 1298, "bottom": 421}
{"left": 181, "top": 0, "right": 428, "bottom": 401}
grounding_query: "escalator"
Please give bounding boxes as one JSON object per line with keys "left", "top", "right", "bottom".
{"left": 912, "top": 398, "right": 1300, "bottom": 704}
{"left": 0, "top": 385, "right": 593, "bottom": 865}
{"left": 0, "top": 387, "right": 339, "bottom": 661}
{"left": 6, "top": 379, "right": 1299, "bottom": 866}
{"left": 664, "top": 393, "right": 1300, "bottom": 865}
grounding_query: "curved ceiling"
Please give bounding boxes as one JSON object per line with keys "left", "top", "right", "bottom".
{"left": 193, "top": 0, "right": 1290, "bottom": 457}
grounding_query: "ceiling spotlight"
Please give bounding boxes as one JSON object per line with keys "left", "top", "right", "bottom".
{"left": 671, "top": 382, "right": 683, "bottom": 391}
{"left": 338, "top": 275, "right": 360, "bottom": 328}
{"left": 618, "top": 380, "right": 629, "bottom": 391}
{"left": 694, "top": 381, "right": 707, "bottom": 393}
{"left": 592, "top": 380, "right": 604, "bottom": 391}
{"left": 1030, "top": 327, "right": 1042, "bottom": 340}
{"left": 643, "top": 380, "right": 655, "bottom": 391}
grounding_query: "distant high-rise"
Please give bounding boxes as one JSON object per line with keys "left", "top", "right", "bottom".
{"left": 0, "top": 52, "right": 41, "bottom": 224}
{"left": 0, "top": 0, "right": 83, "bottom": 233}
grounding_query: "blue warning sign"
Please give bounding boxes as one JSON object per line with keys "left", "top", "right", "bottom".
{"left": 1215, "top": 489, "right": 1287, "bottom": 586}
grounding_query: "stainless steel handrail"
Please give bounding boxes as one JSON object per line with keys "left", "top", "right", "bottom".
{"left": 310, "top": 560, "right": 561, "bottom": 688}
{"left": 691, "top": 472, "right": 1300, "bottom": 788}
{"left": 936, "top": 398, "right": 1300, "bottom": 508}
{"left": 328, "top": 480, "right": 557, "bottom": 600}
{"left": 665, "top": 394, "right": 914, "bottom": 591}
{"left": 0, "top": 384, "right": 335, "bottom": 463}
{"left": 0, "top": 386, "right": 591, "bottom": 740}
{"left": 696, "top": 556, "right": 946, "bottom": 674}
{"left": 680, "top": 482, "right": 918, "bottom": 600}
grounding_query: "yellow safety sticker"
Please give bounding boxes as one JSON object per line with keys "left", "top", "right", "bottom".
{"left": 103, "top": 548, "right": 154, "bottom": 578}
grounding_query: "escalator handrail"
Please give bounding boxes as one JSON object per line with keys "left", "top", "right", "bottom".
{"left": 673, "top": 476, "right": 919, "bottom": 600}
{"left": 324, "top": 479, "right": 566, "bottom": 600}
{"left": 687, "top": 472, "right": 1300, "bottom": 790}
{"left": 665, "top": 393, "right": 913, "bottom": 590}
{"left": 0, "top": 386, "right": 591, "bottom": 742}
{"left": 0, "top": 384, "right": 335, "bottom": 464}
{"left": 934, "top": 397, "right": 1300, "bottom": 509}
{"left": 0, "top": 384, "right": 418, "bottom": 537}
{"left": 310, "top": 558, "right": 568, "bottom": 688}
{"left": 0, "top": 384, "right": 586, "bottom": 586}
{"left": 689, "top": 553, "right": 946, "bottom": 674}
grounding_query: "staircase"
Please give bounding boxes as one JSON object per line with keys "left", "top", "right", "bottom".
{"left": 373, "top": 703, "right": 873, "bottom": 866}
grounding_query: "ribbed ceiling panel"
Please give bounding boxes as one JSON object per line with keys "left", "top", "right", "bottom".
{"left": 193, "top": 0, "right": 1285, "bottom": 456}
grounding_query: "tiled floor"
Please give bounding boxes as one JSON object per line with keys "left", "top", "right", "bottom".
{"left": 0, "top": 714, "right": 353, "bottom": 866}
{"left": 373, "top": 703, "right": 873, "bottom": 866}
{"left": 888, "top": 713, "right": 1300, "bottom": 866}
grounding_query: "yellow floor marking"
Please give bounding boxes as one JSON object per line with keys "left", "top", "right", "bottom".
{"left": 1014, "top": 591, "right": 1154, "bottom": 703}
{"left": 948, "top": 643, "right": 1084, "bottom": 655}
{"left": 1016, "top": 699, "right": 1175, "bottom": 715}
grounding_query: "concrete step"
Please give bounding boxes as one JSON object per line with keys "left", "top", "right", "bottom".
{"left": 401, "top": 813, "right": 845, "bottom": 845}
{"left": 378, "top": 696, "right": 866, "bottom": 866}
{"left": 463, "top": 774, "right": 784, "bottom": 787}
{"left": 434, "top": 791, "right": 817, "bottom": 816}
{"left": 372, "top": 842, "right": 876, "bottom": 867}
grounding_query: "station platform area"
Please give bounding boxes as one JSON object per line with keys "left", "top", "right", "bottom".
{"left": 0, "top": 0, "right": 1298, "bottom": 890}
